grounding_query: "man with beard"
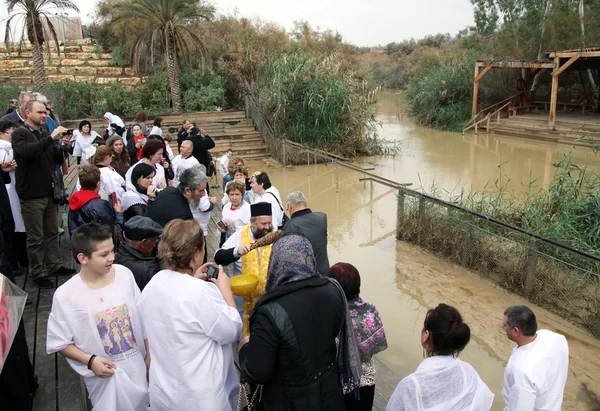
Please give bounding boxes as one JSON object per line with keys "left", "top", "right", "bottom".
{"left": 147, "top": 167, "right": 207, "bottom": 227}
{"left": 215, "top": 202, "right": 273, "bottom": 320}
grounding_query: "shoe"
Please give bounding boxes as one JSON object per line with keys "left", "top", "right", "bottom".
{"left": 53, "top": 266, "right": 76, "bottom": 276}
{"left": 33, "top": 276, "right": 55, "bottom": 289}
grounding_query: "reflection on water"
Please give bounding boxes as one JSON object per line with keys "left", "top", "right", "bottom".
{"left": 366, "top": 92, "right": 600, "bottom": 197}
{"left": 247, "top": 92, "right": 600, "bottom": 410}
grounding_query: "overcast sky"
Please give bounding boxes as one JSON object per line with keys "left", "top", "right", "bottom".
{"left": 1, "top": 0, "right": 475, "bottom": 47}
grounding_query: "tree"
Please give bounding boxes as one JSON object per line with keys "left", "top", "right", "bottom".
{"left": 4, "top": 0, "right": 80, "bottom": 89}
{"left": 113, "top": 0, "right": 214, "bottom": 113}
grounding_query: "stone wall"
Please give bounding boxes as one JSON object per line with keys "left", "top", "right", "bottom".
{"left": 0, "top": 39, "right": 146, "bottom": 86}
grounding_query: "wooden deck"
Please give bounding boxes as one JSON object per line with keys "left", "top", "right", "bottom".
{"left": 19, "top": 157, "right": 398, "bottom": 410}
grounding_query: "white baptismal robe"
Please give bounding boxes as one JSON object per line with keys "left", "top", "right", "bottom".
{"left": 140, "top": 269, "right": 242, "bottom": 411}
{"left": 46, "top": 265, "right": 149, "bottom": 411}
{"left": 76, "top": 166, "right": 125, "bottom": 202}
{"left": 170, "top": 154, "right": 199, "bottom": 187}
{"left": 502, "top": 329, "right": 569, "bottom": 411}
{"left": 387, "top": 355, "right": 494, "bottom": 411}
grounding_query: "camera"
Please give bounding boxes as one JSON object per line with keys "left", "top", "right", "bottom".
{"left": 62, "top": 129, "right": 74, "bottom": 136}
{"left": 206, "top": 265, "right": 219, "bottom": 280}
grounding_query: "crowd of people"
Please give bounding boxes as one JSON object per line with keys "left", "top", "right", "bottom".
{"left": 0, "top": 91, "right": 571, "bottom": 411}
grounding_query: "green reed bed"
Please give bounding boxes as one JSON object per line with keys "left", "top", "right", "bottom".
{"left": 397, "top": 155, "right": 600, "bottom": 337}
{"left": 257, "top": 53, "right": 396, "bottom": 157}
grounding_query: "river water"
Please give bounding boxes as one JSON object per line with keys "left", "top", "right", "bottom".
{"left": 249, "top": 91, "right": 600, "bottom": 410}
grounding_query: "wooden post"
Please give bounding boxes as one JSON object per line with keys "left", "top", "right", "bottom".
{"left": 417, "top": 196, "right": 425, "bottom": 244}
{"left": 549, "top": 57, "right": 560, "bottom": 130}
{"left": 524, "top": 240, "right": 540, "bottom": 298}
{"left": 472, "top": 64, "right": 481, "bottom": 115}
{"left": 396, "top": 189, "right": 405, "bottom": 240}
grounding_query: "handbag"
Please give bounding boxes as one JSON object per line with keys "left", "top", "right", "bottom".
{"left": 237, "top": 383, "right": 263, "bottom": 411}
{"left": 41, "top": 145, "right": 68, "bottom": 205}
{"left": 266, "top": 192, "right": 289, "bottom": 229}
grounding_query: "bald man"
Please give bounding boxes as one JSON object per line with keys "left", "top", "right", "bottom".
{"left": 0, "top": 91, "right": 36, "bottom": 125}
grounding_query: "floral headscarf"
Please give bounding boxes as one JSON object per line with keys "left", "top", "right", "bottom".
{"left": 348, "top": 297, "right": 387, "bottom": 362}
{"left": 265, "top": 234, "right": 319, "bottom": 291}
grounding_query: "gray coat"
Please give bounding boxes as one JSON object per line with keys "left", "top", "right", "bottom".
{"left": 283, "top": 208, "right": 330, "bottom": 276}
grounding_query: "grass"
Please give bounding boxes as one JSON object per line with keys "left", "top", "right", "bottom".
{"left": 397, "top": 154, "right": 600, "bottom": 337}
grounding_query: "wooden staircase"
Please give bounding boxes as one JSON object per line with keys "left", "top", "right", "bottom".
{"left": 65, "top": 110, "right": 272, "bottom": 161}
{"left": 485, "top": 112, "right": 600, "bottom": 145}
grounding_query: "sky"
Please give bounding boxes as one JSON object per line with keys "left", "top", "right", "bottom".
{"left": 0, "top": 0, "right": 475, "bottom": 47}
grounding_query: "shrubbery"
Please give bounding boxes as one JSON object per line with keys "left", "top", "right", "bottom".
{"left": 258, "top": 53, "right": 378, "bottom": 155}
{"left": 404, "top": 53, "right": 474, "bottom": 131}
{"left": 0, "top": 67, "right": 227, "bottom": 120}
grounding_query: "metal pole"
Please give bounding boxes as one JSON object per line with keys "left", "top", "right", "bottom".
{"left": 307, "top": 151, "right": 310, "bottom": 176}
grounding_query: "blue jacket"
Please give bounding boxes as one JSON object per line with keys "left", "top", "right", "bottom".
{"left": 68, "top": 190, "right": 123, "bottom": 235}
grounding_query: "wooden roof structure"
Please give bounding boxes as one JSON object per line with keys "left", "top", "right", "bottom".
{"left": 472, "top": 47, "right": 600, "bottom": 129}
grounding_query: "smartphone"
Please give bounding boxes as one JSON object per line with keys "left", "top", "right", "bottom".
{"left": 206, "top": 265, "right": 219, "bottom": 280}
{"left": 111, "top": 192, "right": 118, "bottom": 204}
{"left": 217, "top": 220, "right": 226, "bottom": 230}
{"left": 62, "top": 129, "right": 74, "bottom": 135}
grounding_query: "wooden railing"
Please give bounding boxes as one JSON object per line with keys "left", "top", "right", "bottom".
{"left": 462, "top": 100, "right": 513, "bottom": 135}
{"left": 532, "top": 101, "right": 595, "bottom": 113}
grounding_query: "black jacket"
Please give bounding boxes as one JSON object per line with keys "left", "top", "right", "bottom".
{"left": 147, "top": 187, "right": 193, "bottom": 227}
{"left": 0, "top": 171, "right": 14, "bottom": 234}
{"left": 283, "top": 209, "right": 330, "bottom": 277}
{"left": 189, "top": 134, "right": 215, "bottom": 169}
{"left": 114, "top": 243, "right": 161, "bottom": 291}
{"left": 177, "top": 126, "right": 199, "bottom": 150}
{"left": 0, "top": 110, "right": 24, "bottom": 125}
{"left": 12, "top": 125, "right": 64, "bottom": 200}
{"left": 68, "top": 190, "right": 124, "bottom": 235}
{"left": 239, "top": 277, "right": 345, "bottom": 411}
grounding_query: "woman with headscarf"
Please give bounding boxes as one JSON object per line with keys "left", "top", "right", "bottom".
{"left": 107, "top": 136, "right": 131, "bottom": 178}
{"left": 328, "top": 263, "right": 387, "bottom": 411}
{"left": 238, "top": 234, "right": 361, "bottom": 411}
{"left": 121, "top": 163, "right": 157, "bottom": 221}
{"left": 103, "top": 112, "right": 126, "bottom": 141}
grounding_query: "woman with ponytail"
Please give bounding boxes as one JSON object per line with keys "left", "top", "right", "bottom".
{"left": 387, "top": 304, "right": 494, "bottom": 410}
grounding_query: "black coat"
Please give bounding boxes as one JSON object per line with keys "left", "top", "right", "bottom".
{"left": 177, "top": 126, "right": 199, "bottom": 150}
{"left": 283, "top": 209, "right": 330, "bottom": 277}
{"left": 11, "top": 125, "right": 64, "bottom": 200}
{"left": 114, "top": 244, "right": 161, "bottom": 291}
{"left": 0, "top": 171, "right": 15, "bottom": 234}
{"left": 189, "top": 134, "right": 215, "bottom": 169}
{"left": 147, "top": 187, "right": 193, "bottom": 227}
{"left": 239, "top": 277, "right": 346, "bottom": 411}
{"left": 68, "top": 195, "right": 124, "bottom": 235}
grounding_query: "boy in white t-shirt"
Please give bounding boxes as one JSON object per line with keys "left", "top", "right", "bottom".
{"left": 47, "top": 222, "right": 150, "bottom": 411}
{"left": 218, "top": 148, "right": 233, "bottom": 180}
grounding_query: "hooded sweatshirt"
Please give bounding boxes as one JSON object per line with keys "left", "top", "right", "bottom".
{"left": 68, "top": 189, "right": 123, "bottom": 235}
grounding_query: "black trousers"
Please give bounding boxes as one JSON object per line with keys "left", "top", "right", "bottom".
{"left": 344, "top": 385, "right": 375, "bottom": 411}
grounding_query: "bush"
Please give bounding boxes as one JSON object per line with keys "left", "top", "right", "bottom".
{"left": 258, "top": 53, "right": 378, "bottom": 155}
{"left": 0, "top": 66, "right": 228, "bottom": 121}
{"left": 405, "top": 53, "right": 474, "bottom": 131}
{"left": 0, "top": 83, "right": 23, "bottom": 113}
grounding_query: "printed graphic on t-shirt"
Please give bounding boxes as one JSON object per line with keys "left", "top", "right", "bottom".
{"left": 94, "top": 303, "right": 140, "bottom": 361}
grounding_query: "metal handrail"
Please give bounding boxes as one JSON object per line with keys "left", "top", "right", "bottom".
{"left": 360, "top": 176, "right": 600, "bottom": 266}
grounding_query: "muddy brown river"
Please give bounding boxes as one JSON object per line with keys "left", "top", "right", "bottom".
{"left": 244, "top": 92, "right": 600, "bottom": 410}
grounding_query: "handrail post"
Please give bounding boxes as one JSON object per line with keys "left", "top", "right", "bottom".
{"left": 396, "top": 189, "right": 405, "bottom": 239}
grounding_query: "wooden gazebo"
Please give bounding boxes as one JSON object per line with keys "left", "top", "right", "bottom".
{"left": 471, "top": 47, "right": 600, "bottom": 129}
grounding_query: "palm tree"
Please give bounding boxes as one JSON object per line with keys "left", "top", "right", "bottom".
{"left": 114, "top": 0, "right": 214, "bottom": 113}
{"left": 4, "top": 0, "right": 80, "bottom": 89}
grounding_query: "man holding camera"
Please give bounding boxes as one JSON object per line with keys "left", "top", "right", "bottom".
{"left": 12, "top": 100, "right": 75, "bottom": 289}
